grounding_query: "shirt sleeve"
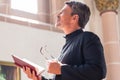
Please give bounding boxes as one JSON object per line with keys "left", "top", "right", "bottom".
{"left": 60, "top": 32, "right": 106, "bottom": 80}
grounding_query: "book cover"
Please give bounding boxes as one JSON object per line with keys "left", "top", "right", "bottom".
{"left": 12, "top": 54, "right": 45, "bottom": 76}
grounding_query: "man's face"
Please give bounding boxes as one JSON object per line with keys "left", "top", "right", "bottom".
{"left": 55, "top": 5, "right": 73, "bottom": 29}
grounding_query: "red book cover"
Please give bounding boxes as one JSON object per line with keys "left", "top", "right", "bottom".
{"left": 12, "top": 54, "right": 45, "bottom": 75}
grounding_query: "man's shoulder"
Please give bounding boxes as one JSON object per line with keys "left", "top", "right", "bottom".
{"left": 83, "top": 31, "right": 96, "bottom": 36}
{"left": 82, "top": 31, "right": 100, "bottom": 40}
{"left": 83, "top": 31, "right": 99, "bottom": 37}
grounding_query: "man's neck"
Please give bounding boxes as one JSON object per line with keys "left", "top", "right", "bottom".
{"left": 63, "top": 27, "right": 81, "bottom": 35}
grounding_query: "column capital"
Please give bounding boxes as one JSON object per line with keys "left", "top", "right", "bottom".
{"left": 94, "top": 0, "right": 119, "bottom": 15}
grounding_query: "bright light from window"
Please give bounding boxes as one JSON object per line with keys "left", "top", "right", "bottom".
{"left": 11, "top": 0, "right": 37, "bottom": 14}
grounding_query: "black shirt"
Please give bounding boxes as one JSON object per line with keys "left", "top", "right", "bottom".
{"left": 43, "top": 29, "right": 106, "bottom": 80}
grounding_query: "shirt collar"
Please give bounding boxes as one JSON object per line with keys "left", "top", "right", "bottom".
{"left": 64, "top": 29, "right": 83, "bottom": 40}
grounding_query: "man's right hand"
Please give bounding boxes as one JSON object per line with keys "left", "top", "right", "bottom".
{"left": 23, "top": 66, "right": 42, "bottom": 80}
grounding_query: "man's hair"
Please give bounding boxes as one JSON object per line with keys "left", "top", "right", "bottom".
{"left": 65, "top": 1, "right": 91, "bottom": 28}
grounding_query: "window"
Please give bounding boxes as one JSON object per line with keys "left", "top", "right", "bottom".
{"left": 0, "top": 0, "right": 62, "bottom": 32}
{"left": 11, "top": 0, "right": 38, "bottom": 14}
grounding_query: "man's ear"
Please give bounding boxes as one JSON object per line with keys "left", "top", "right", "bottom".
{"left": 71, "top": 14, "right": 79, "bottom": 23}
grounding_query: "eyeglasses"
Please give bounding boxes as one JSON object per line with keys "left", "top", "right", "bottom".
{"left": 40, "top": 45, "right": 55, "bottom": 60}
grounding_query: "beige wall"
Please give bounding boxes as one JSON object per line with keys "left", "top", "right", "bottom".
{"left": 0, "top": 21, "right": 65, "bottom": 79}
{"left": 116, "top": 0, "right": 120, "bottom": 43}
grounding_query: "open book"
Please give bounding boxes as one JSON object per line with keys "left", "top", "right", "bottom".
{"left": 12, "top": 55, "right": 45, "bottom": 76}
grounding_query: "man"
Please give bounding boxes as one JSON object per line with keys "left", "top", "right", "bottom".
{"left": 23, "top": 1, "right": 106, "bottom": 80}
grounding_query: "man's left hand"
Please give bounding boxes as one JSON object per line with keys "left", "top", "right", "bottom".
{"left": 47, "top": 60, "right": 62, "bottom": 75}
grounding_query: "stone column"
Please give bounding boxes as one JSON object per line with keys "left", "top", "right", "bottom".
{"left": 37, "top": 0, "right": 50, "bottom": 23}
{"left": 94, "top": 0, "right": 120, "bottom": 80}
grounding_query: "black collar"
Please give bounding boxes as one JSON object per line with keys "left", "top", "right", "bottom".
{"left": 64, "top": 29, "right": 83, "bottom": 41}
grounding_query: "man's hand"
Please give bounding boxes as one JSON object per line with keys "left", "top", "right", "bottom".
{"left": 47, "top": 60, "right": 62, "bottom": 75}
{"left": 23, "top": 66, "right": 41, "bottom": 80}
